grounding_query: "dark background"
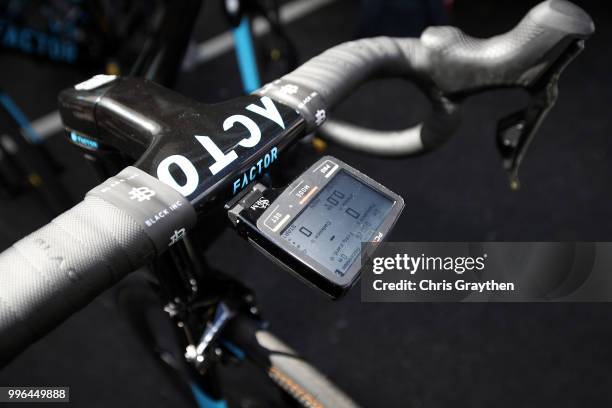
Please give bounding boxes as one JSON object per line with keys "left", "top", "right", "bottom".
{"left": 1, "top": 0, "right": 611, "bottom": 406}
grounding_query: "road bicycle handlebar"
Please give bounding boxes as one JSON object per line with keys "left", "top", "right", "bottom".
{"left": 0, "top": 0, "right": 593, "bottom": 365}
{"left": 0, "top": 167, "right": 196, "bottom": 365}
{"left": 255, "top": 36, "right": 460, "bottom": 152}
{"left": 259, "top": 0, "right": 593, "bottom": 155}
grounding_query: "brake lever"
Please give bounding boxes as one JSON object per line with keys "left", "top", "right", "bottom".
{"left": 496, "top": 39, "right": 586, "bottom": 190}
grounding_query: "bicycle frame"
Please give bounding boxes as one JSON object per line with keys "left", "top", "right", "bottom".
{"left": 0, "top": 1, "right": 595, "bottom": 406}
{"left": 0, "top": 91, "right": 71, "bottom": 215}
{"left": 85, "top": 1, "right": 308, "bottom": 406}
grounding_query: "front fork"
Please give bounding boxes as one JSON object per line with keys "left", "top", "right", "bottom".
{"left": 150, "top": 230, "right": 263, "bottom": 407}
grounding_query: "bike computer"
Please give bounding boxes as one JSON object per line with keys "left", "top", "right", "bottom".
{"left": 226, "top": 156, "right": 404, "bottom": 298}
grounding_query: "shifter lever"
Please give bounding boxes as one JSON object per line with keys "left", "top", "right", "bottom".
{"left": 496, "top": 39, "right": 587, "bottom": 190}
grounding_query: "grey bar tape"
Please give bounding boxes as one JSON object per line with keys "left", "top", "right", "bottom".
{"left": 255, "top": 79, "right": 328, "bottom": 133}
{"left": 87, "top": 166, "right": 197, "bottom": 253}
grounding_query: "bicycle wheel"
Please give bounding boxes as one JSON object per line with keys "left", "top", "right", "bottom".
{"left": 224, "top": 315, "right": 360, "bottom": 408}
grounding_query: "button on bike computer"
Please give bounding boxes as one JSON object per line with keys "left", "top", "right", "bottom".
{"left": 227, "top": 156, "right": 404, "bottom": 298}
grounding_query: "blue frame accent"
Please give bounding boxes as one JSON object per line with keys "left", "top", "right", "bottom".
{"left": 222, "top": 340, "right": 246, "bottom": 360}
{"left": 0, "top": 92, "right": 41, "bottom": 144}
{"left": 70, "top": 131, "right": 99, "bottom": 150}
{"left": 190, "top": 383, "right": 228, "bottom": 408}
{"left": 232, "top": 17, "right": 261, "bottom": 93}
